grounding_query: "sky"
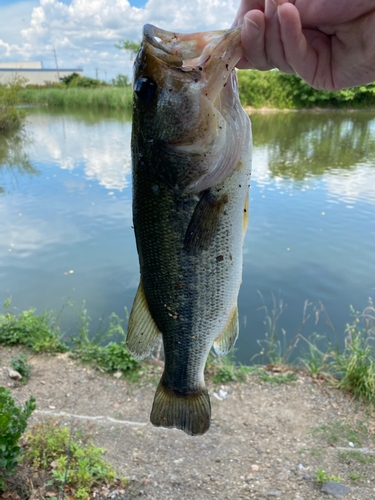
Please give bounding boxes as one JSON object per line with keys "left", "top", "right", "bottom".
{"left": 0, "top": 0, "right": 240, "bottom": 81}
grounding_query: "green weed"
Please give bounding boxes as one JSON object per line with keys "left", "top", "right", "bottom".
{"left": 71, "top": 342, "right": 140, "bottom": 374}
{"left": 10, "top": 353, "right": 32, "bottom": 383}
{"left": 328, "top": 303, "right": 375, "bottom": 403}
{"left": 206, "top": 351, "right": 254, "bottom": 384}
{"left": 0, "top": 388, "right": 35, "bottom": 489}
{"left": 0, "top": 298, "right": 68, "bottom": 353}
{"left": 71, "top": 301, "right": 129, "bottom": 348}
{"left": 350, "top": 472, "right": 366, "bottom": 482}
{"left": 339, "top": 450, "right": 375, "bottom": 464}
{"left": 22, "top": 418, "right": 127, "bottom": 499}
{"left": 256, "top": 291, "right": 287, "bottom": 365}
{"left": 310, "top": 448, "right": 323, "bottom": 459}
{"left": 313, "top": 422, "right": 362, "bottom": 447}
{"left": 298, "top": 333, "right": 329, "bottom": 378}
{"left": 256, "top": 368, "right": 297, "bottom": 386}
{"left": 314, "top": 467, "right": 342, "bottom": 485}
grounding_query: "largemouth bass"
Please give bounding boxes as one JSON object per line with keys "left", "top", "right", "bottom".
{"left": 126, "top": 24, "right": 252, "bottom": 436}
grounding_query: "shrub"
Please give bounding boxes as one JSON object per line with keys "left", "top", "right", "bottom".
{"left": 0, "top": 298, "right": 68, "bottom": 353}
{"left": 111, "top": 74, "right": 130, "bottom": 87}
{"left": 22, "top": 419, "right": 125, "bottom": 499}
{"left": 61, "top": 72, "right": 80, "bottom": 86}
{"left": 0, "top": 85, "right": 25, "bottom": 131}
{"left": 69, "top": 76, "right": 101, "bottom": 88}
{"left": 237, "top": 69, "right": 375, "bottom": 109}
{"left": 73, "top": 341, "right": 141, "bottom": 374}
{"left": 10, "top": 354, "right": 32, "bottom": 383}
{"left": 0, "top": 388, "right": 35, "bottom": 489}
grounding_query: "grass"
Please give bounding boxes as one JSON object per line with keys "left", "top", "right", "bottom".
{"left": 18, "top": 86, "right": 133, "bottom": 110}
{"left": 312, "top": 422, "right": 365, "bottom": 447}
{"left": 350, "top": 472, "right": 366, "bottom": 483}
{"left": 19, "top": 418, "right": 128, "bottom": 499}
{"left": 314, "top": 467, "right": 342, "bottom": 485}
{"left": 339, "top": 450, "right": 375, "bottom": 464}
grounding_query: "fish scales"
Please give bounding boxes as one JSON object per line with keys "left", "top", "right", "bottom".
{"left": 127, "top": 24, "right": 252, "bottom": 436}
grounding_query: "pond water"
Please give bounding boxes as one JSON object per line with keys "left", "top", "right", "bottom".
{"left": 1, "top": 107, "right": 375, "bottom": 364}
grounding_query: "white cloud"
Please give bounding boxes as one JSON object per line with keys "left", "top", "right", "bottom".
{"left": 0, "top": 0, "right": 240, "bottom": 81}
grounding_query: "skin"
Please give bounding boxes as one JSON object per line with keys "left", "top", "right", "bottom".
{"left": 234, "top": 0, "right": 375, "bottom": 90}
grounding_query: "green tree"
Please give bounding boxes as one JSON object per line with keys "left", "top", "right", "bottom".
{"left": 115, "top": 39, "right": 141, "bottom": 57}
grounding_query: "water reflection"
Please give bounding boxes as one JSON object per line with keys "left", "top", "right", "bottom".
{"left": 0, "top": 108, "right": 374, "bottom": 364}
{"left": 251, "top": 111, "right": 375, "bottom": 180}
{"left": 24, "top": 108, "right": 132, "bottom": 191}
{"left": 0, "top": 128, "right": 39, "bottom": 193}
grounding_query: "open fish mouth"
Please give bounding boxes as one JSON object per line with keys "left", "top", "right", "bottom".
{"left": 142, "top": 24, "right": 242, "bottom": 71}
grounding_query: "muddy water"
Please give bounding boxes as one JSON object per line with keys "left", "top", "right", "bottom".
{"left": 1, "top": 107, "right": 374, "bottom": 363}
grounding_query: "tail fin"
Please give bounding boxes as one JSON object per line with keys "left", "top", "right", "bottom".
{"left": 150, "top": 381, "right": 211, "bottom": 436}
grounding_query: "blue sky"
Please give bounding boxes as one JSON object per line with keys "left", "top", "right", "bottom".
{"left": 0, "top": 0, "right": 239, "bottom": 80}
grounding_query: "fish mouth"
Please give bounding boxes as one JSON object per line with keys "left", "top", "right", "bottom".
{"left": 142, "top": 24, "right": 242, "bottom": 71}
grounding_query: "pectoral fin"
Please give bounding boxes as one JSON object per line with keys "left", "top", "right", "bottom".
{"left": 213, "top": 305, "right": 239, "bottom": 355}
{"left": 126, "top": 280, "right": 161, "bottom": 360}
{"left": 184, "top": 189, "right": 228, "bottom": 254}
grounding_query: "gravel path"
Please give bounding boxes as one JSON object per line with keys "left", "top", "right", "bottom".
{"left": 2, "top": 347, "right": 375, "bottom": 500}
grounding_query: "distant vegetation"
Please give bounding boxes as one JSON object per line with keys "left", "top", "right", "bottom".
{"left": 18, "top": 86, "right": 132, "bottom": 109}
{"left": 0, "top": 80, "right": 26, "bottom": 131}
{"left": 17, "top": 72, "right": 132, "bottom": 109}
{"left": 238, "top": 70, "right": 375, "bottom": 109}
{"left": 16, "top": 69, "right": 375, "bottom": 110}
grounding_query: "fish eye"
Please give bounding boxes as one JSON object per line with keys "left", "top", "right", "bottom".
{"left": 134, "top": 77, "right": 157, "bottom": 103}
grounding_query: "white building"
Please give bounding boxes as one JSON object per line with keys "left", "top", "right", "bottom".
{"left": 0, "top": 61, "right": 83, "bottom": 86}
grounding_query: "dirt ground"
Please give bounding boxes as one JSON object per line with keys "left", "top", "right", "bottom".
{"left": 1, "top": 346, "right": 375, "bottom": 500}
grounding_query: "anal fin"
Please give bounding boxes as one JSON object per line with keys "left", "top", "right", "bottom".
{"left": 126, "top": 280, "right": 161, "bottom": 360}
{"left": 213, "top": 304, "right": 239, "bottom": 355}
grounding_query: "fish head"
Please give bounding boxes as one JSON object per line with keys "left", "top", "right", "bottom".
{"left": 132, "top": 24, "right": 250, "bottom": 192}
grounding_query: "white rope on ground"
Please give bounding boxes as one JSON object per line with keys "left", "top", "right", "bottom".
{"left": 34, "top": 409, "right": 148, "bottom": 426}
{"left": 336, "top": 447, "right": 374, "bottom": 454}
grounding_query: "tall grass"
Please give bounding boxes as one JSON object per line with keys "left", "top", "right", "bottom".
{"left": 0, "top": 84, "right": 25, "bottom": 130}
{"left": 18, "top": 86, "right": 133, "bottom": 110}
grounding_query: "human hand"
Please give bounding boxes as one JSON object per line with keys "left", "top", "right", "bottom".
{"left": 234, "top": 0, "right": 375, "bottom": 90}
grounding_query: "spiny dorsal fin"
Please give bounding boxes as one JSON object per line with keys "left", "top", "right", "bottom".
{"left": 126, "top": 280, "right": 161, "bottom": 360}
{"left": 243, "top": 191, "right": 249, "bottom": 241}
{"left": 213, "top": 304, "right": 239, "bottom": 355}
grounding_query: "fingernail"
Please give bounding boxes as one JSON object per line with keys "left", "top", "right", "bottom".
{"left": 245, "top": 16, "right": 260, "bottom": 30}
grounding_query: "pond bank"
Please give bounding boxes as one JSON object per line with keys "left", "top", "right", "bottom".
{"left": 2, "top": 346, "right": 374, "bottom": 500}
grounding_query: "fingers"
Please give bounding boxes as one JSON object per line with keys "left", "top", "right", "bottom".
{"left": 233, "top": 0, "right": 265, "bottom": 26}
{"left": 277, "top": 3, "right": 333, "bottom": 89}
{"left": 263, "top": 0, "right": 294, "bottom": 73}
{"left": 239, "top": 10, "right": 269, "bottom": 70}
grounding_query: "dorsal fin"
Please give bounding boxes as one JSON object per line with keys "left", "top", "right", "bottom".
{"left": 126, "top": 280, "right": 161, "bottom": 360}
